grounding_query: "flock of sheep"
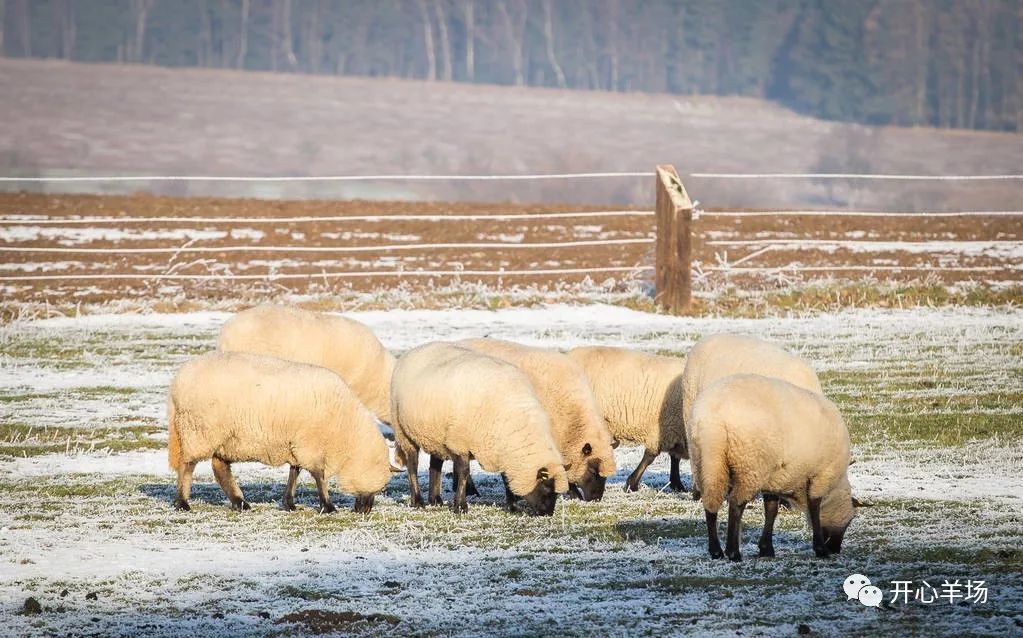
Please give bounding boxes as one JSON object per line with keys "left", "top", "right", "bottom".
{"left": 167, "top": 305, "right": 862, "bottom": 561}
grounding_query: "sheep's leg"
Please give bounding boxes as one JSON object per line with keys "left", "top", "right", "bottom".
{"left": 173, "top": 460, "right": 198, "bottom": 511}
{"left": 283, "top": 465, "right": 301, "bottom": 511}
{"left": 669, "top": 454, "right": 687, "bottom": 492}
{"left": 624, "top": 449, "right": 658, "bottom": 492}
{"left": 451, "top": 456, "right": 469, "bottom": 514}
{"left": 428, "top": 455, "right": 445, "bottom": 506}
{"left": 211, "top": 455, "right": 249, "bottom": 511}
{"left": 502, "top": 474, "right": 519, "bottom": 511}
{"left": 354, "top": 494, "right": 375, "bottom": 514}
{"left": 758, "top": 494, "right": 780, "bottom": 557}
{"left": 725, "top": 500, "right": 747, "bottom": 562}
{"left": 308, "top": 469, "right": 337, "bottom": 514}
{"left": 448, "top": 472, "right": 480, "bottom": 496}
{"left": 567, "top": 484, "right": 584, "bottom": 499}
{"left": 404, "top": 446, "right": 425, "bottom": 508}
{"left": 807, "top": 487, "right": 830, "bottom": 558}
{"left": 705, "top": 509, "right": 724, "bottom": 559}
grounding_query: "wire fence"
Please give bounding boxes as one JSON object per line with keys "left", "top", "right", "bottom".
{"left": 1, "top": 170, "right": 1021, "bottom": 290}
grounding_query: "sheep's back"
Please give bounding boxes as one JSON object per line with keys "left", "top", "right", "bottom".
{"left": 218, "top": 305, "right": 394, "bottom": 420}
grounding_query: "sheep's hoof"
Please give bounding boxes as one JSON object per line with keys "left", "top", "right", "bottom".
{"left": 691, "top": 490, "right": 702, "bottom": 501}
{"left": 282, "top": 501, "right": 296, "bottom": 512}
{"left": 231, "top": 500, "right": 251, "bottom": 511}
{"left": 758, "top": 545, "right": 775, "bottom": 558}
{"left": 813, "top": 546, "right": 832, "bottom": 559}
{"left": 410, "top": 498, "right": 426, "bottom": 509}
{"left": 669, "top": 481, "right": 686, "bottom": 493}
{"left": 623, "top": 482, "right": 640, "bottom": 493}
{"left": 450, "top": 502, "right": 468, "bottom": 515}
{"left": 709, "top": 547, "right": 724, "bottom": 559}
{"left": 727, "top": 550, "right": 743, "bottom": 562}
{"left": 428, "top": 497, "right": 444, "bottom": 507}
{"left": 320, "top": 503, "right": 337, "bottom": 515}
{"left": 173, "top": 499, "right": 190, "bottom": 511}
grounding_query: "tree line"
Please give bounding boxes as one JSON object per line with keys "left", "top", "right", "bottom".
{"left": 2, "top": 0, "right": 1020, "bottom": 131}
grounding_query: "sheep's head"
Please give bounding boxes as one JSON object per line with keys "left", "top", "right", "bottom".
{"left": 820, "top": 478, "right": 857, "bottom": 554}
{"left": 522, "top": 467, "right": 558, "bottom": 515}
{"left": 568, "top": 442, "right": 616, "bottom": 501}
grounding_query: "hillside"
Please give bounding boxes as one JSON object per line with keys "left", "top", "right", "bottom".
{"left": 1, "top": 59, "right": 1021, "bottom": 209}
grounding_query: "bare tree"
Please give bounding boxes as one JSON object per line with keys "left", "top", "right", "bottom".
{"left": 496, "top": 0, "right": 527, "bottom": 86}
{"left": 128, "top": 0, "right": 154, "bottom": 63}
{"left": 463, "top": 0, "right": 474, "bottom": 80}
{"left": 417, "top": 0, "right": 437, "bottom": 80}
{"left": 433, "top": 0, "right": 453, "bottom": 81}
{"left": 236, "top": 0, "right": 250, "bottom": 69}
{"left": 607, "top": 0, "right": 620, "bottom": 90}
{"left": 541, "top": 0, "right": 565, "bottom": 87}
{"left": 197, "top": 0, "right": 212, "bottom": 67}
{"left": 16, "top": 0, "right": 30, "bottom": 57}
{"left": 279, "top": 0, "right": 298, "bottom": 70}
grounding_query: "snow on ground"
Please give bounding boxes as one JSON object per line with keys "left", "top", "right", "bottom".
{"left": 1, "top": 305, "right": 1021, "bottom": 636}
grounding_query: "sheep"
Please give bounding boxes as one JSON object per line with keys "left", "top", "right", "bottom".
{"left": 681, "top": 333, "right": 822, "bottom": 498}
{"left": 681, "top": 333, "right": 822, "bottom": 421}
{"left": 167, "top": 352, "right": 392, "bottom": 514}
{"left": 458, "top": 338, "right": 617, "bottom": 501}
{"left": 566, "top": 346, "right": 687, "bottom": 492}
{"left": 217, "top": 304, "right": 396, "bottom": 424}
{"left": 688, "top": 373, "right": 860, "bottom": 561}
{"left": 390, "top": 342, "right": 569, "bottom": 515}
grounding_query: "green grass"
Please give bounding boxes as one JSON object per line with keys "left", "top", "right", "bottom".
{"left": 0, "top": 421, "right": 163, "bottom": 458}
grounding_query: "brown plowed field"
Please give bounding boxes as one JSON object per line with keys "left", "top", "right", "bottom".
{"left": 0, "top": 192, "right": 1019, "bottom": 306}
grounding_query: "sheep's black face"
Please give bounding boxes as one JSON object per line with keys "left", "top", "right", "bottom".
{"left": 823, "top": 523, "right": 849, "bottom": 554}
{"left": 523, "top": 477, "right": 558, "bottom": 516}
{"left": 573, "top": 459, "right": 607, "bottom": 502}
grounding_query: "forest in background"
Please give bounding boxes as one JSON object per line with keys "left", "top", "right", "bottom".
{"left": 1, "top": 0, "right": 1021, "bottom": 132}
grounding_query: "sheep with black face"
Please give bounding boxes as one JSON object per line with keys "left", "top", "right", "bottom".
{"left": 458, "top": 338, "right": 616, "bottom": 501}
{"left": 688, "top": 373, "right": 861, "bottom": 561}
{"left": 390, "top": 342, "right": 568, "bottom": 515}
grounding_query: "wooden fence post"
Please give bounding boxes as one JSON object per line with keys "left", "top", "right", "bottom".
{"left": 655, "top": 164, "right": 694, "bottom": 313}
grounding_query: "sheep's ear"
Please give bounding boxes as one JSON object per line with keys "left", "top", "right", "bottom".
{"left": 582, "top": 443, "right": 593, "bottom": 456}
{"left": 851, "top": 496, "right": 872, "bottom": 508}
{"left": 536, "top": 467, "right": 550, "bottom": 481}
{"left": 610, "top": 439, "right": 621, "bottom": 449}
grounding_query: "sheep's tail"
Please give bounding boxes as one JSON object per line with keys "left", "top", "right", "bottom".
{"left": 167, "top": 395, "right": 182, "bottom": 471}
{"left": 692, "top": 415, "right": 730, "bottom": 513}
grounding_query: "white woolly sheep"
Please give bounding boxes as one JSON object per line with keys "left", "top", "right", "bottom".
{"left": 566, "top": 346, "right": 687, "bottom": 492}
{"left": 218, "top": 304, "right": 396, "bottom": 424}
{"left": 458, "top": 338, "right": 617, "bottom": 501}
{"left": 688, "top": 373, "right": 860, "bottom": 561}
{"left": 682, "top": 333, "right": 823, "bottom": 498}
{"left": 390, "top": 342, "right": 569, "bottom": 515}
{"left": 167, "top": 352, "right": 392, "bottom": 514}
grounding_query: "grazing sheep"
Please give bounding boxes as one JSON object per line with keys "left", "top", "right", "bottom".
{"left": 391, "top": 342, "right": 568, "bottom": 515}
{"left": 167, "top": 352, "right": 392, "bottom": 514}
{"left": 681, "top": 333, "right": 822, "bottom": 498}
{"left": 218, "top": 304, "right": 396, "bottom": 423}
{"left": 688, "top": 374, "right": 859, "bottom": 561}
{"left": 566, "top": 346, "right": 687, "bottom": 492}
{"left": 681, "top": 333, "right": 822, "bottom": 424}
{"left": 459, "top": 338, "right": 617, "bottom": 501}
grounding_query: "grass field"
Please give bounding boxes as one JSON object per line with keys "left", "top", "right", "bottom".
{"left": 2, "top": 305, "right": 1021, "bottom": 636}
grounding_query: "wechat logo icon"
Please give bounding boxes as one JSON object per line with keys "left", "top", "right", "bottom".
{"left": 843, "top": 574, "right": 881, "bottom": 607}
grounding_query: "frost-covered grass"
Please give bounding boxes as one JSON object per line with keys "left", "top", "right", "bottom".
{"left": 1, "top": 305, "right": 1021, "bottom": 636}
